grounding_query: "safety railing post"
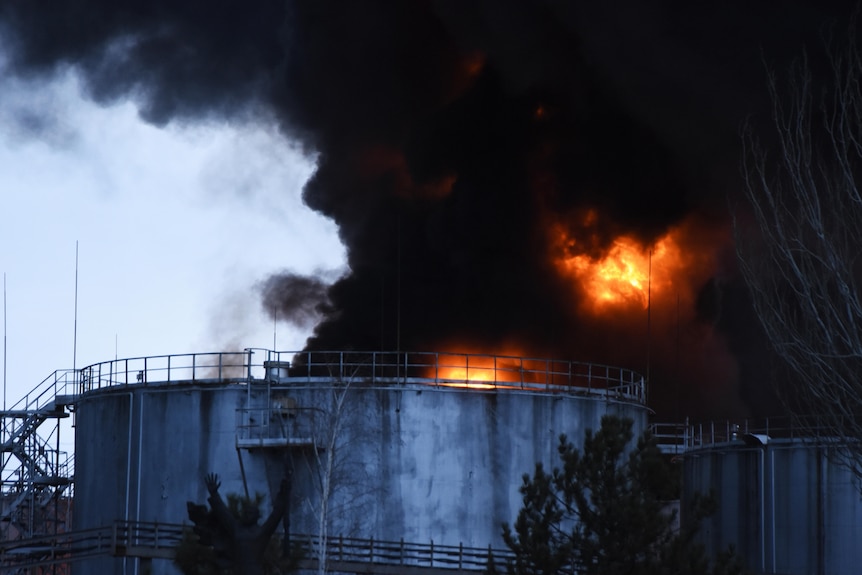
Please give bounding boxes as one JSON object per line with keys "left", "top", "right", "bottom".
{"left": 543, "top": 358, "right": 548, "bottom": 392}
{"left": 111, "top": 521, "right": 119, "bottom": 554}
{"left": 247, "top": 349, "right": 253, "bottom": 381}
{"left": 684, "top": 419, "right": 690, "bottom": 449}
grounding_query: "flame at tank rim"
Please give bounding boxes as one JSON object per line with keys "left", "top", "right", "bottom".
{"left": 55, "top": 349, "right": 646, "bottom": 406}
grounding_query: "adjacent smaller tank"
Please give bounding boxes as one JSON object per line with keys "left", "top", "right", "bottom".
{"left": 683, "top": 423, "right": 862, "bottom": 575}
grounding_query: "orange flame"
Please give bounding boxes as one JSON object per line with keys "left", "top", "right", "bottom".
{"left": 554, "top": 223, "right": 688, "bottom": 312}
{"left": 424, "top": 347, "right": 546, "bottom": 388}
{"left": 435, "top": 352, "right": 517, "bottom": 386}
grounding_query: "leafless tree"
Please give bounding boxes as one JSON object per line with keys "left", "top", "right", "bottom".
{"left": 737, "top": 25, "right": 862, "bottom": 474}
{"left": 298, "top": 364, "right": 378, "bottom": 575}
{"left": 310, "top": 381, "right": 349, "bottom": 575}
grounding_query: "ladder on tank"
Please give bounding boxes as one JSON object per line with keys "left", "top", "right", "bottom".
{"left": 236, "top": 364, "right": 318, "bottom": 450}
{"left": 0, "top": 371, "right": 76, "bottom": 541}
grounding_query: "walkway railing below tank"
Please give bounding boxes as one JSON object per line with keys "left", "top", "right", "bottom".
{"left": 74, "top": 349, "right": 646, "bottom": 404}
{"left": 0, "top": 520, "right": 517, "bottom": 574}
{"left": 292, "top": 531, "right": 516, "bottom": 574}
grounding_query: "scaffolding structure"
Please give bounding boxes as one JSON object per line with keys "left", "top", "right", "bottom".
{"left": 0, "top": 369, "right": 76, "bottom": 545}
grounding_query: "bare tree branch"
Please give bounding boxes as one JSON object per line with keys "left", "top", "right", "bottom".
{"left": 298, "top": 361, "right": 378, "bottom": 575}
{"left": 737, "top": 20, "right": 862, "bottom": 475}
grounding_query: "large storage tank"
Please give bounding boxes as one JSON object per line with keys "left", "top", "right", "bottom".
{"left": 683, "top": 424, "right": 862, "bottom": 575}
{"left": 71, "top": 349, "right": 649, "bottom": 574}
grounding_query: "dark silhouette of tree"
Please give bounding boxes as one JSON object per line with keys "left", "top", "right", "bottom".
{"left": 176, "top": 473, "right": 299, "bottom": 575}
{"left": 494, "top": 415, "right": 742, "bottom": 575}
{"left": 737, "top": 21, "right": 862, "bottom": 475}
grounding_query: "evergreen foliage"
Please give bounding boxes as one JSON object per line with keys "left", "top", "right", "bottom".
{"left": 174, "top": 492, "right": 302, "bottom": 575}
{"left": 497, "top": 415, "right": 743, "bottom": 575}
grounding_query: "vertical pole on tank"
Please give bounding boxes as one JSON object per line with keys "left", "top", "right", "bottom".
{"left": 247, "top": 348, "right": 254, "bottom": 382}
{"left": 771, "top": 449, "right": 776, "bottom": 572}
{"left": 760, "top": 447, "right": 765, "bottom": 573}
{"left": 817, "top": 448, "right": 825, "bottom": 575}
{"left": 236, "top": 447, "right": 250, "bottom": 499}
{"left": 282, "top": 453, "right": 294, "bottom": 559}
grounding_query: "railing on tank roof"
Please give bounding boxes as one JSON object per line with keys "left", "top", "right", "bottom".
{"left": 76, "top": 350, "right": 255, "bottom": 394}
{"left": 663, "top": 416, "right": 849, "bottom": 450}
{"left": 74, "top": 349, "right": 646, "bottom": 404}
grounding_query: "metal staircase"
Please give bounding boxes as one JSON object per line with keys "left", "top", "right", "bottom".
{"left": 0, "top": 370, "right": 77, "bottom": 542}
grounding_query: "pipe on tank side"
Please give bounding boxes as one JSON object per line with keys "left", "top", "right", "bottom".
{"left": 119, "top": 391, "right": 146, "bottom": 575}
{"left": 124, "top": 392, "right": 133, "bottom": 575}
{"left": 771, "top": 450, "right": 775, "bottom": 572}
{"left": 760, "top": 447, "right": 765, "bottom": 573}
{"left": 135, "top": 394, "right": 145, "bottom": 575}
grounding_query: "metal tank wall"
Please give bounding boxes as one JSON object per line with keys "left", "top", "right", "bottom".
{"left": 71, "top": 358, "right": 649, "bottom": 574}
{"left": 266, "top": 382, "right": 648, "bottom": 547}
{"left": 683, "top": 438, "right": 862, "bottom": 575}
{"left": 72, "top": 384, "right": 274, "bottom": 575}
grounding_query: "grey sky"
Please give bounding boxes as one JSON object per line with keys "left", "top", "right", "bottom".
{"left": 0, "top": 57, "right": 345, "bottom": 424}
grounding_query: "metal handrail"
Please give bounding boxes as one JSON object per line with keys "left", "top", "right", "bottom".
{"left": 0, "top": 524, "right": 114, "bottom": 570}
{"left": 0, "top": 521, "right": 516, "bottom": 573}
{"left": 293, "top": 531, "right": 515, "bottom": 572}
{"left": 73, "top": 349, "right": 646, "bottom": 404}
{"left": 4, "top": 369, "right": 77, "bottom": 413}
{"left": 77, "top": 350, "right": 254, "bottom": 394}
{"left": 653, "top": 416, "right": 861, "bottom": 451}
{"left": 235, "top": 406, "right": 322, "bottom": 446}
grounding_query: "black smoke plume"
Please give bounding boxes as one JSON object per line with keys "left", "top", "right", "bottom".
{"left": 259, "top": 272, "right": 331, "bottom": 330}
{"left": 2, "top": 1, "right": 856, "bottom": 418}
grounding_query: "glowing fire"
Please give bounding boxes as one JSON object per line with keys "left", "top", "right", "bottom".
{"left": 427, "top": 348, "right": 542, "bottom": 389}
{"left": 555, "top": 223, "right": 688, "bottom": 311}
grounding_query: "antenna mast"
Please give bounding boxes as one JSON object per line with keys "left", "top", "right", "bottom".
{"left": 73, "top": 241, "right": 79, "bottom": 372}
{"left": 3, "top": 273, "right": 7, "bottom": 411}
